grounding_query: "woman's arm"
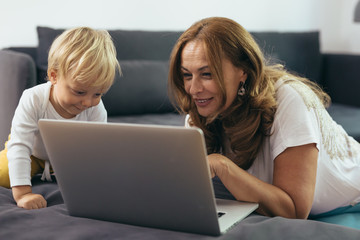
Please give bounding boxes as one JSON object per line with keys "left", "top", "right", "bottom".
{"left": 209, "top": 143, "right": 318, "bottom": 219}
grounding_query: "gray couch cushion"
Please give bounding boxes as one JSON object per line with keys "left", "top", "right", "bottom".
{"left": 102, "top": 60, "right": 174, "bottom": 115}
{"left": 251, "top": 32, "right": 322, "bottom": 84}
{"left": 323, "top": 54, "right": 360, "bottom": 108}
{"left": 36, "top": 26, "right": 182, "bottom": 68}
{"left": 108, "top": 30, "right": 182, "bottom": 60}
{"left": 327, "top": 103, "right": 360, "bottom": 142}
{"left": 36, "top": 27, "right": 321, "bottom": 86}
{"left": 36, "top": 26, "right": 63, "bottom": 68}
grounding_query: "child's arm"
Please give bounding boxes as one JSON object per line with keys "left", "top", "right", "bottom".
{"left": 7, "top": 93, "right": 38, "bottom": 186}
{"left": 7, "top": 85, "right": 49, "bottom": 208}
{"left": 12, "top": 185, "right": 47, "bottom": 209}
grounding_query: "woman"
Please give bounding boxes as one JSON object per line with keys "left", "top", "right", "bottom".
{"left": 168, "top": 17, "right": 360, "bottom": 226}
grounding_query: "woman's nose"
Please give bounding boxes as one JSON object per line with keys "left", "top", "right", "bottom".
{"left": 189, "top": 77, "right": 203, "bottom": 95}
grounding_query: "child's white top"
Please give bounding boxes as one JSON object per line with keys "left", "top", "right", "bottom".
{"left": 7, "top": 82, "right": 107, "bottom": 187}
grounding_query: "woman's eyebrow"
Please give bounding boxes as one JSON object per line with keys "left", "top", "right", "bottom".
{"left": 181, "top": 66, "right": 209, "bottom": 72}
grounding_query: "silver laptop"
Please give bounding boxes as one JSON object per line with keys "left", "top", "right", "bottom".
{"left": 38, "top": 119, "right": 258, "bottom": 236}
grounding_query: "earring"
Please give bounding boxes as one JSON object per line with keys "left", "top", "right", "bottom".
{"left": 237, "top": 82, "right": 245, "bottom": 96}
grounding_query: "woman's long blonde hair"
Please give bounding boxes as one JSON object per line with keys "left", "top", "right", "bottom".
{"left": 168, "top": 17, "right": 330, "bottom": 169}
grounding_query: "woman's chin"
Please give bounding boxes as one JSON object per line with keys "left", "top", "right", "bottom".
{"left": 197, "top": 108, "right": 217, "bottom": 118}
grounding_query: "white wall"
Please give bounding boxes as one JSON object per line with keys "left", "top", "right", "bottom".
{"left": 0, "top": 0, "right": 359, "bottom": 54}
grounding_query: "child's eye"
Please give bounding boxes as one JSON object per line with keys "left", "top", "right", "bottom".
{"left": 74, "top": 91, "right": 85, "bottom": 95}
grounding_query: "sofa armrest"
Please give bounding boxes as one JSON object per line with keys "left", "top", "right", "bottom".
{"left": 322, "top": 53, "right": 360, "bottom": 107}
{"left": 0, "top": 50, "right": 37, "bottom": 145}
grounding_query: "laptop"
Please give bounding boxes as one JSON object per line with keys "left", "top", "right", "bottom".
{"left": 38, "top": 119, "right": 258, "bottom": 236}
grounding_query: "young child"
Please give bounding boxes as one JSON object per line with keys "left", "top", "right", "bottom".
{"left": 0, "top": 27, "right": 120, "bottom": 210}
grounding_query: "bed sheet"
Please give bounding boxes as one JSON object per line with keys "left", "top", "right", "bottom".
{"left": 1, "top": 176, "right": 359, "bottom": 240}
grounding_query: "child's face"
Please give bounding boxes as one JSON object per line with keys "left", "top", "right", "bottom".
{"left": 48, "top": 70, "right": 105, "bottom": 119}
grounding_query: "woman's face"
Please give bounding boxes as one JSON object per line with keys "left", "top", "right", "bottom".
{"left": 181, "top": 40, "right": 247, "bottom": 117}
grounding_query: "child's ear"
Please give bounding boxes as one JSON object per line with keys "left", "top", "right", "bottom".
{"left": 48, "top": 69, "right": 58, "bottom": 84}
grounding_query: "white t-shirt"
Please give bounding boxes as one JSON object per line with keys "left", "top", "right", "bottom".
{"left": 186, "top": 78, "right": 360, "bottom": 215}
{"left": 7, "top": 82, "right": 107, "bottom": 187}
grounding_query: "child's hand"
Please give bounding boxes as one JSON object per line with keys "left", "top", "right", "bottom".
{"left": 16, "top": 193, "right": 47, "bottom": 209}
{"left": 12, "top": 185, "right": 47, "bottom": 209}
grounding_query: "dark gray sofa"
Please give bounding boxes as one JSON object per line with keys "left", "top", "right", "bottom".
{"left": 1, "top": 27, "right": 360, "bottom": 146}
{"left": 1, "top": 26, "right": 360, "bottom": 240}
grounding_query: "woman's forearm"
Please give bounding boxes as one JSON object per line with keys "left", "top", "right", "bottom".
{"left": 217, "top": 158, "right": 298, "bottom": 218}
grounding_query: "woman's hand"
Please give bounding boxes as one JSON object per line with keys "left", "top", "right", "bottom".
{"left": 12, "top": 185, "right": 47, "bottom": 209}
{"left": 207, "top": 153, "right": 234, "bottom": 179}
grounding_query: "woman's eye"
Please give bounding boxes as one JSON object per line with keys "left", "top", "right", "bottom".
{"left": 202, "top": 72, "right": 212, "bottom": 78}
{"left": 182, "top": 73, "right": 192, "bottom": 80}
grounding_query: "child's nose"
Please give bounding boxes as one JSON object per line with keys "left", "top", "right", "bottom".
{"left": 82, "top": 97, "right": 93, "bottom": 108}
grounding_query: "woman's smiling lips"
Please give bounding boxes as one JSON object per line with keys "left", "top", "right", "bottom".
{"left": 194, "top": 97, "right": 213, "bottom": 107}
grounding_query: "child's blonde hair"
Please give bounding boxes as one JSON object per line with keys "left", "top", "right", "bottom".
{"left": 47, "top": 27, "right": 120, "bottom": 92}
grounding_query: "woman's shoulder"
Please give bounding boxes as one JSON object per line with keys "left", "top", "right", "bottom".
{"left": 275, "top": 77, "right": 323, "bottom": 110}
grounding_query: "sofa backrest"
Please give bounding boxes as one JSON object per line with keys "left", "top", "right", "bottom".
{"left": 36, "top": 27, "right": 183, "bottom": 65}
{"left": 34, "top": 27, "right": 183, "bottom": 115}
{"left": 251, "top": 31, "right": 322, "bottom": 84}
{"left": 8, "top": 27, "right": 323, "bottom": 116}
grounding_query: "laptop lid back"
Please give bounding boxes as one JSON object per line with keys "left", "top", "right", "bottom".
{"left": 39, "top": 119, "right": 221, "bottom": 235}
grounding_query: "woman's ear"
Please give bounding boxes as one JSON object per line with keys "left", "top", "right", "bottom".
{"left": 241, "top": 70, "right": 248, "bottom": 83}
